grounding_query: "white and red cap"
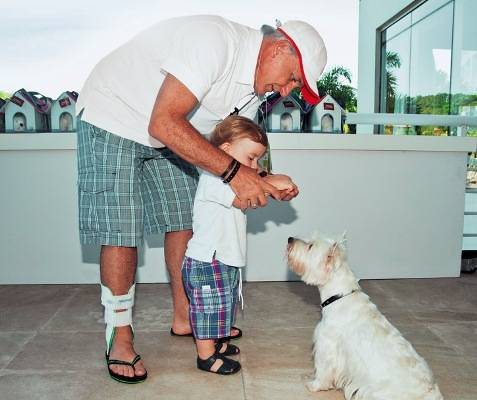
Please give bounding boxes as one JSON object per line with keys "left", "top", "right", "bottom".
{"left": 277, "top": 20, "right": 327, "bottom": 105}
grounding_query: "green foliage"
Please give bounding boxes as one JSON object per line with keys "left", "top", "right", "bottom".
{"left": 316, "top": 66, "right": 357, "bottom": 133}
{"left": 385, "top": 51, "right": 401, "bottom": 113}
{"left": 0, "top": 91, "right": 11, "bottom": 100}
{"left": 317, "top": 66, "right": 357, "bottom": 112}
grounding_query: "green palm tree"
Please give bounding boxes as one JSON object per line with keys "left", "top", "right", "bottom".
{"left": 317, "top": 66, "right": 357, "bottom": 112}
{"left": 384, "top": 51, "right": 401, "bottom": 113}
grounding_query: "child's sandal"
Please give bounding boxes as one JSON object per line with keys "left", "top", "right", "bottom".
{"left": 197, "top": 353, "right": 241, "bottom": 375}
{"left": 215, "top": 340, "right": 240, "bottom": 356}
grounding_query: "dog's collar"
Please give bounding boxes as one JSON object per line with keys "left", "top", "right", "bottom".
{"left": 321, "top": 290, "right": 359, "bottom": 308}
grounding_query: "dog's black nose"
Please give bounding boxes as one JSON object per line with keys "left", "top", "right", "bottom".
{"left": 288, "top": 236, "right": 294, "bottom": 244}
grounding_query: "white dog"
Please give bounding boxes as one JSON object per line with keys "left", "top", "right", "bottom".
{"left": 287, "top": 234, "right": 443, "bottom": 400}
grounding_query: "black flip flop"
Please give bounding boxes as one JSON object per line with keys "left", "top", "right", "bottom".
{"left": 105, "top": 353, "right": 147, "bottom": 384}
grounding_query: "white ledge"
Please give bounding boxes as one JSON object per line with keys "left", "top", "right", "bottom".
{"left": 345, "top": 112, "right": 477, "bottom": 127}
{"left": 1, "top": 132, "right": 476, "bottom": 153}
{"left": 0, "top": 133, "right": 77, "bottom": 150}
{"left": 268, "top": 133, "right": 477, "bottom": 152}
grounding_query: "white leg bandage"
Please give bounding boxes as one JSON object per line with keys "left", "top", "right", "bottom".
{"left": 101, "top": 283, "right": 135, "bottom": 352}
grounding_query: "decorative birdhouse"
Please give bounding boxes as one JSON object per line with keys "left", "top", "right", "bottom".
{"left": 51, "top": 91, "right": 78, "bottom": 132}
{"left": 5, "top": 89, "right": 52, "bottom": 133}
{"left": 305, "top": 94, "right": 344, "bottom": 133}
{"left": 0, "top": 99, "right": 6, "bottom": 133}
{"left": 261, "top": 93, "right": 308, "bottom": 133}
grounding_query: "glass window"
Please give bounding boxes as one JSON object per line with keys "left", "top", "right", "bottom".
{"left": 451, "top": 0, "right": 477, "bottom": 135}
{"left": 385, "top": 14, "right": 411, "bottom": 42}
{"left": 380, "top": 0, "right": 454, "bottom": 135}
{"left": 409, "top": 2, "right": 453, "bottom": 135}
{"left": 452, "top": 0, "right": 477, "bottom": 187}
{"left": 379, "top": 0, "right": 477, "bottom": 183}
{"left": 380, "top": 25, "right": 411, "bottom": 134}
{"left": 411, "top": 0, "right": 451, "bottom": 24}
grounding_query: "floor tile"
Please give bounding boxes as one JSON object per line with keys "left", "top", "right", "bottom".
{"left": 1, "top": 278, "right": 476, "bottom": 399}
{"left": 0, "top": 285, "right": 73, "bottom": 331}
{"left": 0, "top": 332, "right": 35, "bottom": 369}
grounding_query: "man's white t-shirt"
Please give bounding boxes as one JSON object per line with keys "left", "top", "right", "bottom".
{"left": 185, "top": 171, "right": 246, "bottom": 267}
{"left": 76, "top": 15, "right": 263, "bottom": 147}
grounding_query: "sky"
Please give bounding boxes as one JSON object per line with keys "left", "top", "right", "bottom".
{"left": 1, "top": 0, "right": 359, "bottom": 99}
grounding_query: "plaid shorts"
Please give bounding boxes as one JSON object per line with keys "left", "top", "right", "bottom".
{"left": 77, "top": 119, "right": 199, "bottom": 246}
{"left": 182, "top": 256, "right": 240, "bottom": 340}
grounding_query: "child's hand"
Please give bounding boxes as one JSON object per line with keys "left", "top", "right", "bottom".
{"left": 262, "top": 174, "right": 299, "bottom": 201}
{"left": 262, "top": 174, "right": 295, "bottom": 191}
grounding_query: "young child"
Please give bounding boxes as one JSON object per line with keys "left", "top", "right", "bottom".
{"left": 182, "top": 116, "right": 292, "bottom": 375}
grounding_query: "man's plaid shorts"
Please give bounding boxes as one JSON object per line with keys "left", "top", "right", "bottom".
{"left": 77, "top": 119, "right": 199, "bottom": 246}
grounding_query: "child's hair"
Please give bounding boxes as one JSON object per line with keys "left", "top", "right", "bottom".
{"left": 210, "top": 116, "right": 268, "bottom": 148}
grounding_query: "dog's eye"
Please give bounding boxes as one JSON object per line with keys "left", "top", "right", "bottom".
{"left": 308, "top": 244, "right": 313, "bottom": 250}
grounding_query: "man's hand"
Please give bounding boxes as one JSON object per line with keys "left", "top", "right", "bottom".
{"left": 263, "top": 174, "right": 299, "bottom": 201}
{"left": 229, "top": 165, "right": 281, "bottom": 210}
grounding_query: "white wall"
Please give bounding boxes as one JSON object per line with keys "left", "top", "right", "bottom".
{"left": 0, "top": 133, "right": 473, "bottom": 284}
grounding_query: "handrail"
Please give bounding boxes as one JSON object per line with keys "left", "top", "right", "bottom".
{"left": 345, "top": 112, "right": 477, "bottom": 128}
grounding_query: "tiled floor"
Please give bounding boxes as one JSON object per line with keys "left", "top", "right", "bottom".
{"left": 1, "top": 275, "right": 476, "bottom": 399}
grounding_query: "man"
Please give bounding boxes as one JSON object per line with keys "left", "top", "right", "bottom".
{"left": 76, "top": 15, "right": 326, "bottom": 383}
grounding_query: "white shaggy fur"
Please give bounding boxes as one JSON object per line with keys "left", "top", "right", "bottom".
{"left": 287, "top": 234, "right": 443, "bottom": 400}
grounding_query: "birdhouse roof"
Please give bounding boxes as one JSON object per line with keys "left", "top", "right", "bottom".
{"left": 314, "top": 94, "right": 345, "bottom": 111}
{"left": 259, "top": 90, "right": 311, "bottom": 116}
{"left": 12, "top": 89, "right": 52, "bottom": 114}
{"left": 56, "top": 91, "right": 78, "bottom": 102}
{"left": 67, "top": 91, "right": 79, "bottom": 102}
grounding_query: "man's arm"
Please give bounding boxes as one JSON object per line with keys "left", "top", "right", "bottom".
{"left": 148, "top": 74, "right": 280, "bottom": 209}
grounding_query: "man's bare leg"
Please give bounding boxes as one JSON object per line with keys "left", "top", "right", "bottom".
{"left": 100, "top": 245, "right": 146, "bottom": 378}
{"left": 165, "top": 230, "right": 193, "bottom": 334}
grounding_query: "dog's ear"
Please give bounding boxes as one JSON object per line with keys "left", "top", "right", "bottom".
{"left": 326, "top": 241, "right": 337, "bottom": 266}
{"left": 339, "top": 231, "right": 347, "bottom": 251}
{"left": 326, "top": 241, "right": 343, "bottom": 271}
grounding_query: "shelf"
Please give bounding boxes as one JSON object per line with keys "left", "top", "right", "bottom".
{"left": 1, "top": 132, "right": 476, "bottom": 153}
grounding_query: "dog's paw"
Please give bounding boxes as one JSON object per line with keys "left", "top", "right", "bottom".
{"left": 305, "top": 380, "right": 322, "bottom": 392}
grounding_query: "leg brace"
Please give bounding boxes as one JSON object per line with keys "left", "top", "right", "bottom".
{"left": 101, "top": 283, "right": 135, "bottom": 353}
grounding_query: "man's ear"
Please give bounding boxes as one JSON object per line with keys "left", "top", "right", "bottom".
{"left": 273, "top": 40, "right": 291, "bottom": 57}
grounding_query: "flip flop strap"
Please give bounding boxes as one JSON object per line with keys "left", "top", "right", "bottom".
{"left": 107, "top": 354, "right": 142, "bottom": 367}
{"left": 130, "top": 354, "right": 142, "bottom": 366}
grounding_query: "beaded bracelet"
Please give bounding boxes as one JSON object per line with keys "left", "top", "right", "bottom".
{"left": 223, "top": 161, "right": 241, "bottom": 184}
